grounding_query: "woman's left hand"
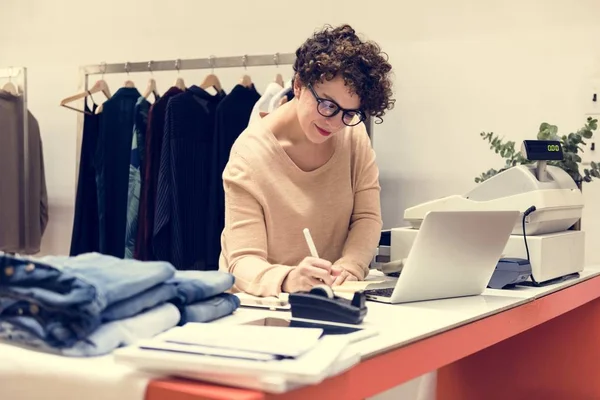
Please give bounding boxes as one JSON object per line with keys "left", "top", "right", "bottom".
{"left": 331, "top": 266, "right": 358, "bottom": 286}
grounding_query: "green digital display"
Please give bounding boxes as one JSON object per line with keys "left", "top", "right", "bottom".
{"left": 522, "top": 140, "right": 564, "bottom": 161}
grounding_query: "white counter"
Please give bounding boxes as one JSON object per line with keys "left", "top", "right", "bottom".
{"left": 1, "top": 265, "right": 599, "bottom": 400}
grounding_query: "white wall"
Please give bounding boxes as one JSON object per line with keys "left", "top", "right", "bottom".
{"left": 2, "top": 0, "right": 599, "bottom": 262}
{"left": 1, "top": 0, "right": 599, "bottom": 262}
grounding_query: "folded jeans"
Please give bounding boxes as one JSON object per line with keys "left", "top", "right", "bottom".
{"left": 0, "top": 252, "right": 174, "bottom": 347}
{"left": 0, "top": 303, "right": 180, "bottom": 357}
{"left": 0, "top": 252, "right": 238, "bottom": 349}
{"left": 0, "top": 294, "right": 241, "bottom": 357}
{"left": 101, "top": 270, "right": 236, "bottom": 322}
{"left": 180, "top": 293, "right": 241, "bottom": 325}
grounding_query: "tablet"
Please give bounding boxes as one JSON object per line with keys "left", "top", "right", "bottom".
{"left": 242, "top": 317, "right": 378, "bottom": 343}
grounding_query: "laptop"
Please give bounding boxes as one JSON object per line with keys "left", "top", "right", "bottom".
{"left": 363, "top": 210, "right": 520, "bottom": 304}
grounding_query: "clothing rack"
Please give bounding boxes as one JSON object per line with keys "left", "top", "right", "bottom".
{"left": 77, "top": 51, "right": 372, "bottom": 142}
{"left": 0, "top": 66, "right": 29, "bottom": 247}
{"left": 81, "top": 53, "right": 297, "bottom": 88}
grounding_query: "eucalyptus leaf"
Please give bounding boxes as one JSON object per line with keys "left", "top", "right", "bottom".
{"left": 539, "top": 122, "right": 551, "bottom": 132}
{"left": 476, "top": 117, "right": 598, "bottom": 185}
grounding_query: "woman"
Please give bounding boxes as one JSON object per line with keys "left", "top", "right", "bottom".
{"left": 219, "top": 24, "right": 395, "bottom": 297}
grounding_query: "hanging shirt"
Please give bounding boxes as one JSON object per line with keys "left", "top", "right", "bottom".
{"left": 0, "top": 90, "right": 48, "bottom": 254}
{"left": 206, "top": 84, "right": 261, "bottom": 269}
{"left": 135, "top": 86, "right": 183, "bottom": 261}
{"left": 70, "top": 101, "right": 100, "bottom": 256}
{"left": 267, "top": 79, "right": 293, "bottom": 112}
{"left": 153, "top": 85, "right": 226, "bottom": 270}
{"left": 248, "top": 82, "right": 283, "bottom": 125}
{"left": 125, "top": 96, "right": 152, "bottom": 259}
{"left": 95, "top": 86, "right": 142, "bottom": 259}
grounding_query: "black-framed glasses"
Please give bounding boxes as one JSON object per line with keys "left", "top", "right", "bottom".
{"left": 307, "top": 84, "right": 366, "bottom": 127}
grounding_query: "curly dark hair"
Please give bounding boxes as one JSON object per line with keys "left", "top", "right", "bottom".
{"left": 293, "top": 24, "right": 395, "bottom": 123}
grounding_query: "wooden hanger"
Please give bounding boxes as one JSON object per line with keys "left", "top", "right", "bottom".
{"left": 174, "top": 77, "right": 186, "bottom": 90}
{"left": 1, "top": 81, "right": 19, "bottom": 95}
{"left": 96, "top": 79, "right": 136, "bottom": 114}
{"left": 142, "top": 77, "right": 159, "bottom": 99}
{"left": 275, "top": 73, "right": 284, "bottom": 87}
{"left": 122, "top": 62, "right": 135, "bottom": 88}
{"left": 200, "top": 73, "right": 222, "bottom": 92}
{"left": 173, "top": 59, "right": 186, "bottom": 91}
{"left": 143, "top": 62, "right": 159, "bottom": 100}
{"left": 272, "top": 53, "right": 284, "bottom": 87}
{"left": 60, "top": 79, "right": 111, "bottom": 115}
{"left": 239, "top": 55, "right": 253, "bottom": 88}
{"left": 240, "top": 74, "right": 252, "bottom": 88}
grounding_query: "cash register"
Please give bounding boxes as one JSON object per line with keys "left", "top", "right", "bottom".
{"left": 374, "top": 140, "right": 585, "bottom": 287}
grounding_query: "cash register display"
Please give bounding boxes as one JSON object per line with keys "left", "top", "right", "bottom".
{"left": 243, "top": 317, "right": 362, "bottom": 336}
{"left": 522, "top": 140, "right": 564, "bottom": 161}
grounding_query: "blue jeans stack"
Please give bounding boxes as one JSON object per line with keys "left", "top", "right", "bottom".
{"left": 0, "top": 252, "right": 240, "bottom": 356}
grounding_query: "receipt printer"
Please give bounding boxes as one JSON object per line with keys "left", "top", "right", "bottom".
{"left": 488, "top": 258, "right": 532, "bottom": 289}
{"left": 289, "top": 285, "right": 368, "bottom": 325}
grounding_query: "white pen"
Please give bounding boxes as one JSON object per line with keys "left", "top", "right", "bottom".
{"left": 303, "top": 228, "right": 319, "bottom": 258}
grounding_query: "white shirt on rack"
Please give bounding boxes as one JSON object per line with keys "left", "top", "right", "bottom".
{"left": 267, "top": 79, "right": 292, "bottom": 112}
{"left": 248, "top": 82, "right": 284, "bottom": 125}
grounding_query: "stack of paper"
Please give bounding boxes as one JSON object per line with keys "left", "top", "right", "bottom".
{"left": 113, "top": 323, "right": 359, "bottom": 393}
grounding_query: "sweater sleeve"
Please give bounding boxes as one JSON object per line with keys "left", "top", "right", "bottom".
{"left": 333, "top": 125, "right": 383, "bottom": 280}
{"left": 220, "top": 151, "right": 295, "bottom": 297}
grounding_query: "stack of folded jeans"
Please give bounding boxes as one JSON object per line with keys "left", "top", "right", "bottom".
{"left": 0, "top": 252, "right": 240, "bottom": 357}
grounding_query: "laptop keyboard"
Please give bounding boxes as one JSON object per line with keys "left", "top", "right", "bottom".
{"left": 364, "top": 287, "right": 394, "bottom": 297}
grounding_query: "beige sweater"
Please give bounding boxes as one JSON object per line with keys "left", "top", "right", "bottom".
{"left": 219, "top": 119, "right": 382, "bottom": 297}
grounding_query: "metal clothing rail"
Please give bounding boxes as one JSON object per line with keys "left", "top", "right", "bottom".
{"left": 0, "top": 66, "right": 29, "bottom": 250}
{"left": 81, "top": 52, "right": 297, "bottom": 81}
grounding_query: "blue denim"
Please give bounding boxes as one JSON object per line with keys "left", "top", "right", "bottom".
{"left": 169, "top": 270, "right": 236, "bottom": 305}
{"left": 0, "top": 252, "right": 175, "bottom": 347}
{"left": 0, "top": 252, "right": 239, "bottom": 353}
{"left": 181, "top": 293, "right": 241, "bottom": 325}
{"left": 100, "top": 270, "right": 235, "bottom": 322}
{"left": 101, "top": 282, "right": 178, "bottom": 322}
{"left": 0, "top": 303, "right": 180, "bottom": 357}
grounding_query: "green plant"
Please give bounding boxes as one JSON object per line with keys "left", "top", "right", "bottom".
{"left": 475, "top": 117, "right": 600, "bottom": 186}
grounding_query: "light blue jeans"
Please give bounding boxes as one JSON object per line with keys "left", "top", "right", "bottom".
{"left": 0, "top": 303, "right": 180, "bottom": 357}
{"left": 0, "top": 252, "right": 237, "bottom": 349}
{"left": 0, "top": 294, "right": 241, "bottom": 357}
{"left": 0, "top": 252, "right": 175, "bottom": 347}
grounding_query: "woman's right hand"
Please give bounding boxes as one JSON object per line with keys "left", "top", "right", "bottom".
{"left": 282, "top": 257, "right": 335, "bottom": 293}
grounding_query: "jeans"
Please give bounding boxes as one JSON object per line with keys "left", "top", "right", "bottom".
{"left": 101, "top": 270, "right": 236, "bottom": 322}
{"left": 0, "top": 252, "right": 175, "bottom": 347}
{"left": 102, "top": 283, "right": 178, "bottom": 322}
{"left": 0, "top": 252, "right": 239, "bottom": 352}
{"left": 169, "top": 270, "right": 235, "bottom": 305}
{"left": 0, "top": 303, "right": 180, "bottom": 357}
{"left": 181, "top": 293, "right": 240, "bottom": 325}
